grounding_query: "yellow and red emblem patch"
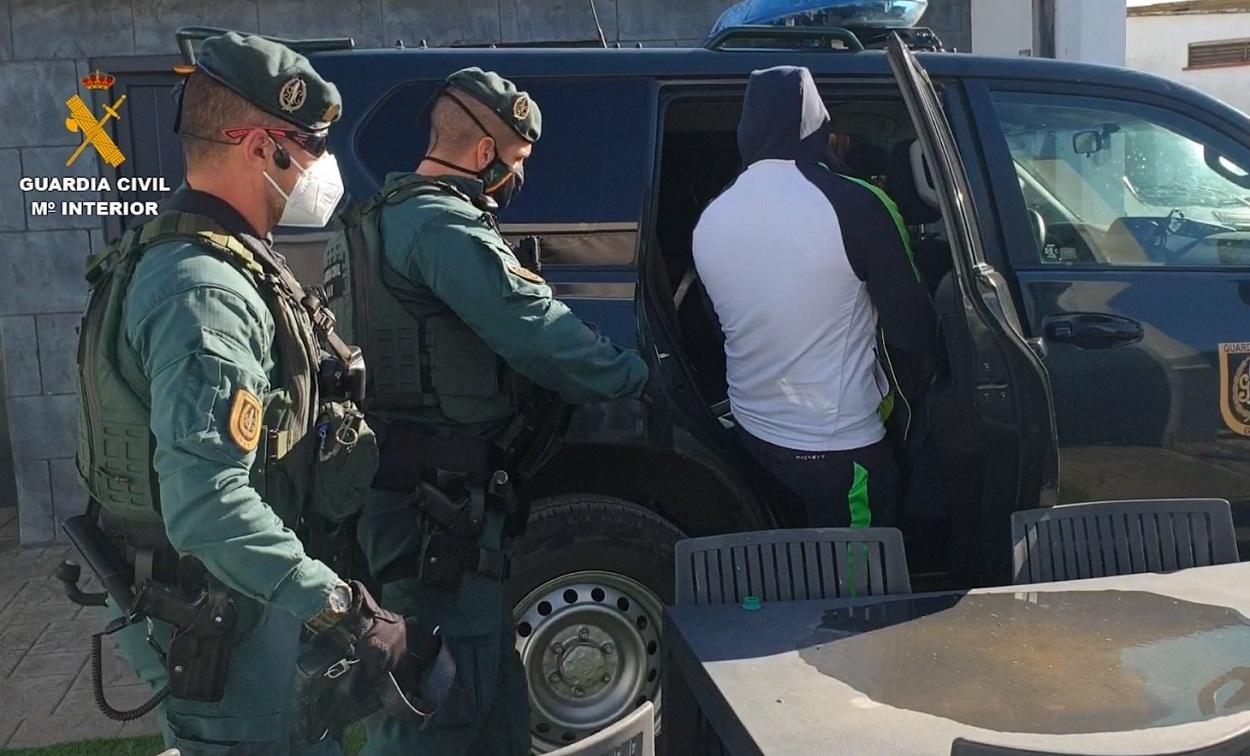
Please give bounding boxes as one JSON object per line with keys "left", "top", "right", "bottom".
{"left": 228, "top": 388, "right": 263, "bottom": 452}
{"left": 508, "top": 264, "right": 544, "bottom": 285}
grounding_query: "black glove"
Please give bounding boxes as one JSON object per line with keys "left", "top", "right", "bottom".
{"left": 292, "top": 585, "right": 452, "bottom": 745}
{"left": 344, "top": 581, "right": 409, "bottom": 677}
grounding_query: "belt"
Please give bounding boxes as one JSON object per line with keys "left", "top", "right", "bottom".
{"left": 377, "top": 546, "right": 510, "bottom": 585}
{"left": 372, "top": 424, "right": 494, "bottom": 492}
{"left": 95, "top": 510, "right": 199, "bottom": 589}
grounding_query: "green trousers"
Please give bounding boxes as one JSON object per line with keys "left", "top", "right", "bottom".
{"left": 110, "top": 596, "right": 343, "bottom": 756}
{"left": 358, "top": 490, "right": 530, "bottom": 756}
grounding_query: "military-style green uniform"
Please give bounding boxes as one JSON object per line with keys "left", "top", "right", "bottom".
{"left": 74, "top": 34, "right": 357, "bottom": 755}
{"left": 93, "top": 190, "right": 344, "bottom": 755}
{"left": 344, "top": 71, "right": 648, "bottom": 756}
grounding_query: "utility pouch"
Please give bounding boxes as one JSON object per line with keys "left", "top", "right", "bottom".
{"left": 311, "top": 399, "right": 378, "bottom": 523}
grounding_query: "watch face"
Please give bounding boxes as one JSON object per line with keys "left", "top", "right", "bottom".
{"left": 329, "top": 585, "right": 351, "bottom": 614}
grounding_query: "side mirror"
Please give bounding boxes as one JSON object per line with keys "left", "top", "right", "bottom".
{"left": 1073, "top": 130, "right": 1105, "bottom": 157}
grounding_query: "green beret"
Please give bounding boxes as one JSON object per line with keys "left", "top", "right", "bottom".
{"left": 446, "top": 67, "right": 541, "bottom": 143}
{"left": 196, "top": 32, "right": 342, "bottom": 132}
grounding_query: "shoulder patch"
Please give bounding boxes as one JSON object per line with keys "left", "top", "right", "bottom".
{"left": 228, "top": 388, "right": 263, "bottom": 452}
{"left": 507, "top": 263, "right": 545, "bottom": 285}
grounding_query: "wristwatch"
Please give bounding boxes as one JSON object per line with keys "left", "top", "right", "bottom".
{"left": 306, "top": 581, "right": 352, "bottom": 633}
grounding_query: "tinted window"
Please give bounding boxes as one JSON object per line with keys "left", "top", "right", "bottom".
{"left": 353, "top": 77, "right": 654, "bottom": 224}
{"left": 993, "top": 93, "right": 1250, "bottom": 267}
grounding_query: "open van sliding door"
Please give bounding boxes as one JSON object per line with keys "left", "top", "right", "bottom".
{"left": 887, "top": 36, "right": 1058, "bottom": 585}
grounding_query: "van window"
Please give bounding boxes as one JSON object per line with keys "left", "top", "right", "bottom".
{"left": 354, "top": 77, "right": 653, "bottom": 224}
{"left": 992, "top": 93, "right": 1250, "bottom": 267}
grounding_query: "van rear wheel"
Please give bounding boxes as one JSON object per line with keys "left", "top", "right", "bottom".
{"left": 508, "top": 495, "right": 682, "bottom": 753}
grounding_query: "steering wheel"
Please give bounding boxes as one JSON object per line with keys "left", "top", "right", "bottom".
{"left": 1151, "top": 209, "right": 1208, "bottom": 264}
{"left": 1152, "top": 209, "right": 1184, "bottom": 251}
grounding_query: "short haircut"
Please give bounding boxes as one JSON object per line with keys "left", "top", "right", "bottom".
{"left": 179, "top": 71, "right": 289, "bottom": 166}
{"left": 427, "top": 86, "right": 520, "bottom": 156}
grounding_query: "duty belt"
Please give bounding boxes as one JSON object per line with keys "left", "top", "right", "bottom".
{"left": 377, "top": 543, "right": 510, "bottom": 586}
{"left": 371, "top": 425, "right": 519, "bottom": 588}
{"left": 96, "top": 509, "right": 202, "bottom": 591}
{"left": 371, "top": 423, "right": 494, "bottom": 493}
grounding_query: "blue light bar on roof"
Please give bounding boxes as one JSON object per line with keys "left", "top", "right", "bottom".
{"left": 711, "top": 0, "right": 929, "bottom": 34}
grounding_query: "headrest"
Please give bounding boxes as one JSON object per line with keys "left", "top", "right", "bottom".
{"left": 885, "top": 140, "right": 942, "bottom": 226}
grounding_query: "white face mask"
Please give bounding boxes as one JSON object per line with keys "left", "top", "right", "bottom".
{"left": 264, "top": 151, "right": 345, "bottom": 228}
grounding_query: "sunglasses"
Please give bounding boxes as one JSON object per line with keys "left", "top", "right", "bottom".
{"left": 221, "top": 127, "right": 330, "bottom": 158}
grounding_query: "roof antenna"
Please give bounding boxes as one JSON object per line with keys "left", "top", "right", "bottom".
{"left": 588, "top": 0, "right": 608, "bottom": 48}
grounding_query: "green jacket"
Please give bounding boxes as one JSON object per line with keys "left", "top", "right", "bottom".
{"left": 375, "top": 172, "right": 649, "bottom": 437}
{"left": 117, "top": 193, "right": 338, "bottom": 622}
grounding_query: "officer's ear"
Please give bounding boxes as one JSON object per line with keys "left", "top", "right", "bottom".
{"left": 474, "top": 135, "right": 497, "bottom": 171}
{"left": 241, "top": 128, "right": 276, "bottom": 171}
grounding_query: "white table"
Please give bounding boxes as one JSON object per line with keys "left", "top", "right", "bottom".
{"left": 663, "top": 563, "right": 1250, "bottom": 755}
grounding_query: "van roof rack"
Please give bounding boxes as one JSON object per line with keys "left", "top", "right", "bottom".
{"left": 175, "top": 26, "right": 355, "bottom": 65}
{"left": 703, "top": 24, "right": 943, "bottom": 52}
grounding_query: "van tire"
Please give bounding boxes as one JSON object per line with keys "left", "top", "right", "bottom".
{"left": 507, "top": 494, "right": 684, "bottom": 751}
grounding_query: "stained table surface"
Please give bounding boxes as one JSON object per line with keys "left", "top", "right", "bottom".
{"left": 665, "top": 563, "right": 1250, "bottom": 755}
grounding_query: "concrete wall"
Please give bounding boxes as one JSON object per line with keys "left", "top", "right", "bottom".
{"left": 924, "top": 0, "right": 974, "bottom": 52}
{"left": 1128, "top": 12, "right": 1250, "bottom": 113}
{"left": 1054, "top": 0, "right": 1127, "bottom": 65}
{"left": 971, "top": 0, "right": 1034, "bottom": 57}
{"left": 0, "top": 0, "right": 971, "bottom": 543}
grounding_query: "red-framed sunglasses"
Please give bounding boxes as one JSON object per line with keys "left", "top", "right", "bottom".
{"left": 222, "top": 127, "right": 330, "bottom": 158}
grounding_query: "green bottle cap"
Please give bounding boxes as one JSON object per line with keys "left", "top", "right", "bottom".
{"left": 742, "top": 595, "right": 762, "bottom": 611}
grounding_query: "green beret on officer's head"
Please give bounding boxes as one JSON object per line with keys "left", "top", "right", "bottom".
{"left": 195, "top": 32, "right": 342, "bottom": 132}
{"left": 446, "top": 67, "right": 542, "bottom": 143}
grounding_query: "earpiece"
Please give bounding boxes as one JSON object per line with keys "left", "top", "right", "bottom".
{"left": 272, "top": 141, "right": 292, "bottom": 170}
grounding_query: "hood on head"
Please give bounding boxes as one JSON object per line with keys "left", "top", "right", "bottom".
{"left": 737, "top": 65, "right": 831, "bottom": 167}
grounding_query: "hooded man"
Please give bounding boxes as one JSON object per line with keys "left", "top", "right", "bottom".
{"left": 692, "top": 65, "right": 936, "bottom": 529}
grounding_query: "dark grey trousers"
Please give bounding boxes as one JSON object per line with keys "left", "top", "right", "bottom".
{"left": 738, "top": 430, "right": 898, "bottom": 529}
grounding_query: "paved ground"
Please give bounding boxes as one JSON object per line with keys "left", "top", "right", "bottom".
{"left": 0, "top": 508, "right": 160, "bottom": 750}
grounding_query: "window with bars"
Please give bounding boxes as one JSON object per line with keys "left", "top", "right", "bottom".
{"left": 1188, "top": 38, "right": 1250, "bottom": 69}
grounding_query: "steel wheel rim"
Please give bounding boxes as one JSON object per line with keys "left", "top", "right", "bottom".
{"left": 513, "top": 570, "right": 663, "bottom": 752}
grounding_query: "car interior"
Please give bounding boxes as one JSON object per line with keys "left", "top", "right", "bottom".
{"left": 1001, "top": 105, "right": 1250, "bottom": 268}
{"left": 645, "top": 94, "right": 985, "bottom": 584}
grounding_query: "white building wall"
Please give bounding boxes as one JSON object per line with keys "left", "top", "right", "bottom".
{"left": 1127, "top": 12, "right": 1250, "bottom": 114}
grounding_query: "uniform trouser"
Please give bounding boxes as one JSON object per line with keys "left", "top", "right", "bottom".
{"left": 110, "top": 595, "right": 342, "bottom": 756}
{"left": 358, "top": 489, "right": 530, "bottom": 756}
{"left": 738, "top": 429, "right": 898, "bottom": 528}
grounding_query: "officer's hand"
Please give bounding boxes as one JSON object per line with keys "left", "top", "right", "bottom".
{"left": 346, "top": 580, "right": 410, "bottom": 677}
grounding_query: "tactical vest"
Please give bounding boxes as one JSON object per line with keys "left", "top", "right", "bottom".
{"left": 76, "top": 212, "right": 321, "bottom": 526}
{"left": 323, "top": 175, "right": 516, "bottom": 423}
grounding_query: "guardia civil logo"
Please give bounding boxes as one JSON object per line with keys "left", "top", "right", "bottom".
{"left": 65, "top": 70, "right": 127, "bottom": 168}
{"left": 1218, "top": 342, "right": 1250, "bottom": 437}
{"left": 17, "top": 68, "right": 171, "bottom": 221}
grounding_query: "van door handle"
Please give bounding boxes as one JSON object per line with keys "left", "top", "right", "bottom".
{"left": 1044, "top": 313, "right": 1143, "bottom": 349}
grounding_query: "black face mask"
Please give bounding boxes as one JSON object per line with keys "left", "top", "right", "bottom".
{"left": 422, "top": 92, "right": 526, "bottom": 210}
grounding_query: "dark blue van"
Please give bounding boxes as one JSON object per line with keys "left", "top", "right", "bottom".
{"left": 168, "top": 11, "right": 1250, "bottom": 748}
